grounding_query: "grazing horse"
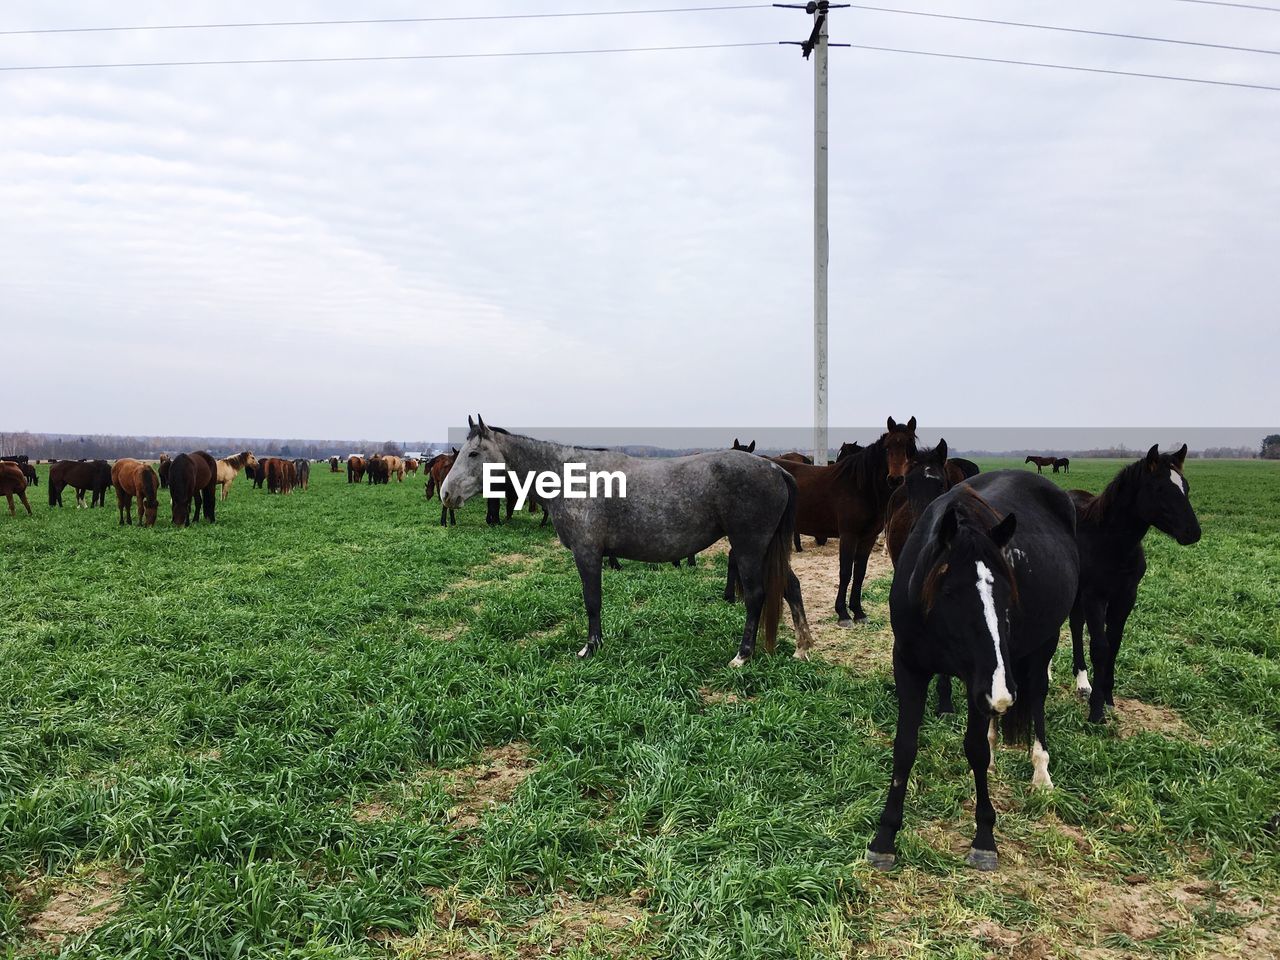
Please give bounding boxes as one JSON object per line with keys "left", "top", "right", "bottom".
{"left": 49, "top": 459, "right": 112, "bottom": 508}
{"left": 424, "top": 450, "right": 458, "bottom": 525}
{"left": 1052, "top": 457, "right": 1071, "bottom": 474}
{"left": 215, "top": 451, "right": 257, "bottom": 502}
{"left": 442, "top": 416, "right": 811, "bottom": 664}
{"left": 329, "top": 456, "right": 340, "bottom": 473}
{"left": 366, "top": 455, "right": 390, "bottom": 485}
{"left": 169, "top": 452, "right": 218, "bottom": 526}
{"left": 730, "top": 418, "right": 918, "bottom": 624}
{"left": 111, "top": 458, "right": 160, "bottom": 527}
{"left": 347, "top": 455, "right": 366, "bottom": 484}
{"left": 158, "top": 453, "right": 171, "bottom": 489}
{"left": 1068, "top": 445, "right": 1201, "bottom": 723}
{"left": 0, "top": 462, "right": 32, "bottom": 516}
{"left": 381, "top": 455, "right": 406, "bottom": 481}
{"left": 263, "top": 457, "right": 293, "bottom": 494}
{"left": 868, "top": 472, "right": 1079, "bottom": 872}
{"left": 292, "top": 458, "right": 310, "bottom": 490}
{"left": 5, "top": 457, "right": 39, "bottom": 486}
{"left": 1024, "top": 455, "right": 1056, "bottom": 473}
{"left": 405, "top": 457, "right": 419, "bottom": 476}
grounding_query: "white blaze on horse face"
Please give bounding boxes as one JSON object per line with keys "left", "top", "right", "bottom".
{"left": 1170, "top": 470, "right": 1186, "bottom": 495}
{"left": 1031, "top": 739, "right": 1053, "bottom": 790}
{"left": 976, "top": 561, "right": 1014, "bottom": 713}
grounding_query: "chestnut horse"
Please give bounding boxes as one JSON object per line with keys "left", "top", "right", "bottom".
{"left": 169, "top": 451, "right": 217, "bottom": 526}
{"left": 0, "top": 462, "right": 32, "bottom": 516}
{"left": 347, "top": 455, "right": 366, "bottom": 484}
{"left": 49, "top": 459, "right": 112, "bottom": 508}
{"left": 263, "top": 457, "right": 294, "bottom": 494}
{"left": 423, "top": 450, "right": 458, "bottom": 525}
{"left": 405, "top": 457, "right": 419, "bottom": 476}
{"left": 112, "top": 458, "right": 160, "bottom": 526}
{"left": 215, "top": 451, "right": 257, "bottom": 501}
{"left": 1025, "top": 455, "right": 1056, "bottom": 473}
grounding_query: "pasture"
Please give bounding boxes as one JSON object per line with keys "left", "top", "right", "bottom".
{"left": 1, "top": 458, "right": 1277, "bottom": 958}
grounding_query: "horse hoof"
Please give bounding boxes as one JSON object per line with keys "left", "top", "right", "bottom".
{"left": 577, "top": 645, "right": 594, "bottom": 659}
{"left": 792, "top": 649, "right": 810, "bottom": 661}
{"left": 935, "top": 705, "right": 955, "bottom": 716}
{"left": 837, "top": 619, "right": 853, "bottom": 629}
{"left": 866, "top": 850, "right": 896, "bottom": 872}
{"left": 728, "top": 654, "right": 749, "bottom": 668}
{"left": 966, "top": 848, "right": 998, "bottom": 871}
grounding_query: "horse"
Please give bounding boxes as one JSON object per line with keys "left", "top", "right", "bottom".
{"left": 836, "top": 441, "right": 865, "bottom": 462}
{"left": 728, "top": 417, "right": 918, "bottom": 624}
{"left": 169, "top": 452, "right": 217, "bottom": 526}
{"left": 292, "top": 458, "right": 310, "bottom": 491}
{"left": 382, "top": 455, "right": 406, "bottom": 481}
{"left": 366, "top": 455, "right": 390, "bottom": 485}
{"left": 158, "top": 453, "right": 171, "bottom": 488}
{"left": 111, "top": 458, "right": 160, "bottom": 527}
{"left": 1068, "top": 445, "right": 1201, "bottom": 723}
{"left": 1052, "top": 457, "right": 1071, "bottom": 474}
{"left": 405, "top": 457, "right": 419, "bottom": 476}
{"left": 215, "top": 451, "right": 257, "bottom": 501}
{"left": 347, "top": 455, "right": 366, "bottom": 484}
{"left": 49, "top": 459, "right": 112, "bottom": 508}
{"left": 263, "top": 457, "right": 293, "bottom": 494}
{"left": 424, "top": 450, "right": 458, "bottom": 525}
{"left": 946, "top": 457, "right": 980, "bottom": 485}
{"left": 1024, "top": 455, "right": 1056, "bottom": 473}
{"left": 442, "top": 416, "right": 811, "bottom": 664}
{"left": 284, "top": 459, "right": 298, "bottom": 492}
{"left": 329, "top": 456, "right": 340, "bottom": 473}
{"left": 732, "top": 439, "right": 813, "bottom": 465}
{"left": 16, "top": 462, "right": 37, "bottom": 486}
{"left": 0, "top": 462, "right": 32, "bottom": 516}
{"left": 867, "top": 472, "right": 1079, "bottom": 872}
{"left": 731, "top": 439, "right": 756, "bottom": 453}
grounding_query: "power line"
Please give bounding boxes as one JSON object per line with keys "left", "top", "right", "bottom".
{"left": 844, "top": 4, "right": 1280, "bottom": 56}
{"left": 1164, "top": 0, "right": 1280, "bottom": 12}
{"left": 0, "top": 4, "right": 771, "bottom": 37}
{"left": 0, "top": 42, "right": 777, "bottom": 72}
{"left": 845, "top": 41, "right": 1280, "bottom": 90}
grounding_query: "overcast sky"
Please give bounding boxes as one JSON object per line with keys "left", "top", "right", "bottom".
{"left": 2, "top": 0, "right": 1277, "bottom": 442}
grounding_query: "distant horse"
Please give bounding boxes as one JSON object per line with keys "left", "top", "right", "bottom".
{"left": 169, "top": 451, "right": 218, "bottom": 526}
{"left": 292, "top": 458, "right": 310, "bottom": 491}
{"left": 284, "top": 459, "right": 298, "bottom": 492}
{"left": 732, "top": 439, "right": 814, "bottom": 466}
{"left": 1068, "top": 445, "right": 1200, "bottom": 723}
{"left": 423, "top": 450, "right": 459, "bottom": 525}
{"left": 329, "top": 456, "right": 340, "bottom": 473}
{"left": 442, "top": 416, "right": 811, "bottom": 664}
{"left": 18, "top": 462, "right": 38, "bottom": 486}
{"left": 405, "top": 458, "right": 419, "bottom": 476}
{"left": 382, "top": 455, "right": 406, "bottom": 481}
{"left": 731, "top": 438, "right": 757, "bottom": 453}
{"left": 366, "top": 455, "right": 390, "bottom": 485}
{"left": 1024, "top": 455, "right": 1056, "bottom": 473}
{"left": 49, "top": 459, "right": 112, "bottom": 508}
{"left": 347, "top": 455, "right": 366, "bottom": 484}
{"left": 158, "top": 453, "right": 171, "bottom": 489}
{"left": 1052, "top": 457, "right": 1070, "bottom": 474}
{"left": 215, "top": 451, "right": 257, "bottom": 501}
{"left": 111, "top": 458, "right": 160, "bottom": 527}
{"left": 867, "top": 472, "right": 1079, "bottom": 873}
{"left": 0, "top": 462, "right": 32, "bottom": 516}
{"left": 730, "top": 418, "right": 918, "bottom": 625}
{"left": 263, "top": 457, "right": 293, "bottom": 494}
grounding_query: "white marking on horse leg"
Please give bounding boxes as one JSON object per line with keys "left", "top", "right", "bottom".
{"left": 1046, "top": 660, "right": 1053, "bottom": 684}
{"left": 976, "top": 562, "right": 1013, "bottom": 713}
{"left": 577, "top": 644, "right": 591, "bottom": 658}
{"left": 729, "top": 654, "right": 747, "bottom": 668}
{"left": 987, "top": 718, "right": 997, "bottom": 773}
{"left": 1076, "top": 669, "right": 1092, "bottom": 696}
{"left": 1031, "top": 739, "right": 1053, "bottom": 790}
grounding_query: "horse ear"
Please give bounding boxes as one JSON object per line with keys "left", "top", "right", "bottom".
{"left": 467, "top": 415, "right": 475, "bottom": 431}
{"left": 747, "top": 440, "right": 756, "bottom": 453}
{"left": 887, "top": 417, "right": 897, "bottom": 431}
{"left": 936, "top": 438, "right": 948, "bottom": 462}
{"left": 452, "top": 447, "right": 459, "bottom": 455}
{"left": 939, "top": 506, "right": 958, "bottom": 546}
{"left": 1173, "top": 443, "right": 1188, "bottom": 466}
{"left": 1145, "top": 444, "right": 1160, "bottom": 469}
{"left": 907, "top": 416, "right": 917, "bottom": 432}
{"left": 990, "top": 513, "right": 1017, "bottom": 549}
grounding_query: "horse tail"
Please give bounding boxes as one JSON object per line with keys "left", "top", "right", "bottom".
{"left": 761, "top": 469, "right": 798, "bottom": 654}
{"left": 1001, "top": 668, "right": 1037, "bottom": 748}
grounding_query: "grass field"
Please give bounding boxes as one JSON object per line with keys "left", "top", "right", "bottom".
{"left": 1, "top": 457, "right": 1277, "bottom": 959}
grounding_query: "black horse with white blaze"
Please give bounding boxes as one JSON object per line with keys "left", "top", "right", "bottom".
{"left": 868, "top": 471, "right": 1079, "bottom": 872}
{"left": 440, "top": 416, "right": 811, "bottom": 665}
{"left": 1068, "top": 444, "right": 1201, "bottom": 723}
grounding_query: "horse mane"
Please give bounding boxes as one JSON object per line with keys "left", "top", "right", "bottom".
{"left": 1079, "top": 458, "right": 1145, "bottom": 523}
{"left": 920, "top": 487, "right": 1018, "bottom": 613}
{"left": 828, "top": 432, "right": 889, "bottom": 489}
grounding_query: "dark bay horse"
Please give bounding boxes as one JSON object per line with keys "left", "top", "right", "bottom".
{"left": 731, "top": 417, "right": 918, "bottom": 625}
{"left": 112, "top": 458, "right": 159, "bottom": 527}
{"left": 169, "top": 452, "right": 217, "bottom": 526}
{"left": 347, "top": 456, "right": 366, "bottom": 483}
{"left": 1025, "top": 455, "right": 1056, "bottom": 473}
{"left": 441, "top": 416, "right": 811, "bottom": 665}
{"left": 868, "top": 472, "right": 1079, "bottom": 872}
{"left": 292, "top": 458, "right": 310, "bottom": 490}
{"left": 158, "top": 453, "right": 171, "bottom": 489}
{"left": 49, "top": 459, "right": 112, "bottom": 508}
{"left": 4, "top": 456, "right": 40, "bottom": 486}
{"left": 329, "top": 456, "right": 340, "bottom": 473}
{"left": 0, "top": 462, "right": 32, "bottom": 516}
{"left": 423, "top": 450, "right": 458, "bottom": 525}
{"left": 1068, "top": 445, "right": 1200, "bottom": 723}
{"left": 1053, "top": 457, "right": 1070, "bottom": 474}
{"left": 836, "top": 441, "right": 865, "bottom": 462}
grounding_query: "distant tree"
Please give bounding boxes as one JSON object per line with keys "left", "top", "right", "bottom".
{"left": 382, "top": 441, "right": 403, "bottom": 455}
{"left": 280, "top": 444, "right": 292, "bottom": 456}
{"left": 1262, "top": 434, "right": 1280, "bottom": 460}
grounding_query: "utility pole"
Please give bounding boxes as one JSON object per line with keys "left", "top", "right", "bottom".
{"left": 778, "top": 2, "right": 847, "bottom": 465}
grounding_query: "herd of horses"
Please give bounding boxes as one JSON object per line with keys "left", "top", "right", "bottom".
{"left": 437, "top": 416, "right": 1202, "bottom": 871}
{"left": 1025, "top": 454, "right": 1070, "bottom": 473}
{"left": 345, "top": 454, "right": 417, "bottom": 485}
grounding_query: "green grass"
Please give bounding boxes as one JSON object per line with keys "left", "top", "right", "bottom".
{"left": 1, "top": 459, "right": 1277, "bottom": 958}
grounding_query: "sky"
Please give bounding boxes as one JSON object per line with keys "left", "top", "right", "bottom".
{"left": 2, "top": 0, "right": 1278, "bottom": 442}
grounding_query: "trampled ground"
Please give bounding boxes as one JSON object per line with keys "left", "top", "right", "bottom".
{"left": 1, "top": 457, "right": 1277, "bottom": 958}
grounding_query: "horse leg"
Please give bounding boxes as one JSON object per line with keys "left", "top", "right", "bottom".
{"left": 867, "top": 665, "right": 929, "bottom": 869}
{"left": 439, "top": 504, "right": 447, "bottom": 527}
{"left": 486, "top": 497, "right": 500, "bottom": 526}
{"left": 607, "top": 556, "right": 622, "bottom": 571}
{"left": 1084, "top": 600, "right": 1111, "bottom": 724}
{"left": 4, "top": 494, "right": 12, "bottom": 516}
{"left": 793, "top": 530, "right": 803, "bottom": 552}
{"left": 1030, "top": 689, "right": 1054, "bottom": 791}
{"left": 450, "top": 507, "right": 456, "bottom": 526}
{"left": 1104, "top": 587, "right": 1138, "bottom": 710}
{"left": 785, "top": 570, "right": 813, "bottom": 661}
{"left": 19, "top": 490, "right": 31, "bottom": 516}
{"left": 723, "top": 548, "right": 739, "bottom": 604}
{"left": 729, "top": 547, "right": 766, "bottom": 668}
{"left": 835, "top": 537, "right": 855, "bottom": 626}
{"left": 935, "top": 675, "right": 955, "bottom": 715}
{"left": 965, "top": 701, "right": 999, "bottom": 870}
{"left": 1069, "top": 603, "right": 1092, "bottom": 697}
{"left": 848, "top": 541, "right": 875, "bottom": 622}
{"left": 573, "top": 552, "right": 604, "bottom": 659}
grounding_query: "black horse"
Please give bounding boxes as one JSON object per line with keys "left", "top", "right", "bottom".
{"left": 868, "top": 471, "right": 1079, "bottom": 872}
{"left": 1068, "top": 445, "right": 1201, "bottom": 723}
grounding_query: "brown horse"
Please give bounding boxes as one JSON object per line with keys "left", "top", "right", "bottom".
{"left": 158, "top": 453, "right": 171, "bottom": 488}
{"left": 729, "top": 417, "right": 919, "bottom": 624}
{"left": 112, "top": 458, "right": 160, "bottom": 527}
{"left": 347, "top": 455, "right": 366, "bottom": 484}
{"left": 0, "top": 462, "right": 32, "bottom": 516}
{"left": 1025, "top": 455, "right": 1056, "bottom": 473}
{"left": 49, "top": 459, "right": 112, "bottom": 508}
{"left": 169, "top": 451, "right": 218, "bottom": 526}
{"left": 263, "top": 457, "right": 294, "bottom": 494}
{"left": 215, "top": 451, "right": 257, "bottom": 501}
{"left": 404, "top": 458, "right": 419, "bottom": 476}
{"left": 329, "top": 456, "right": 340, "bottom": 473}
{"left": 424, "top": 450, "right": 458, "bottom": 525}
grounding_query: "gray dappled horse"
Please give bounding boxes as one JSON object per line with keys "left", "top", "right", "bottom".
{"left": 440, "top": 416, "right": 812, "bottom": 666}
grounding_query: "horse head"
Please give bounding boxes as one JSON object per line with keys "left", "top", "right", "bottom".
{"left": 883, "top": 416, "right": 919, "bottom": 486}
{"left": 440, "top": 416, "right": 505, "bottom": 508}
{"left": 1135, "top": 444, "right": 1201, "bottom": 545}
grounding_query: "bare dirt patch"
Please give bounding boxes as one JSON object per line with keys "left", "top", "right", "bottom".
{"left": 1112, "top": 697, "right": 1203, "bottom": 742}
{"left": 22, "top": 866, "right": 129, "bottom": 947}
{"left": 698, "top": 686, "right": 752, "bottom": 706}
{"left": 787, "top": 537, "right": 895, "bottom": 673}
{"left": 442, "top": 743, "right": 537, "bottom": 830}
